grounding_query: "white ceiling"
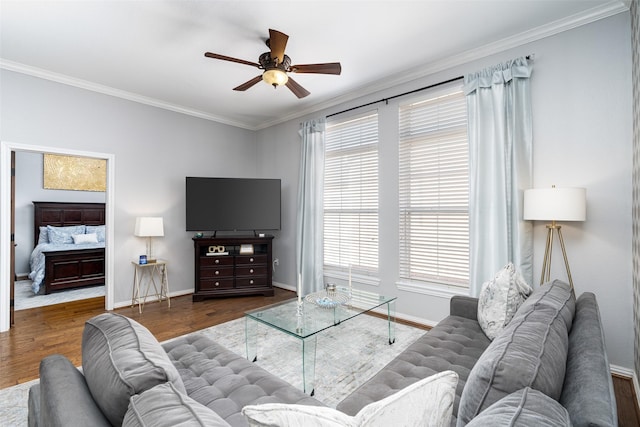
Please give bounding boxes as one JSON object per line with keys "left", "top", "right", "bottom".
{"left": 0, "top": 1, "right": 629, "bottom": 130}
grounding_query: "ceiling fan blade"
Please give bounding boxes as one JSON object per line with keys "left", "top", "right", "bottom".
{"left": 285, "top": 77, "right": 310, "bottom": 99}
{"left": 290, "top": 63, "right": 342, "bottom": 75}
{"left": 233, "top": 75, "right": 263, "bottom": 91}
{"left": 204, "top": 52, "right": 260, "bottom": 68}
{"left": 268, "top": 29, "right": 289, "bottom": 64}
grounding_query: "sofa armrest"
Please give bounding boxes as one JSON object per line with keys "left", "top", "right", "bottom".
{"left": 38, "top": 354, "right": 111, "bottom": 427}
{"left": 559, "top": 292, "right": 617, "bottom": 426}
{"left": 450, "top": 295, "right": 478, "bottom": 320}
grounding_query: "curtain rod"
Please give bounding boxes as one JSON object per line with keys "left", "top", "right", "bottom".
{"left": 327, "top": 75, "right": 462, "bottom": 118}
{"left": 326, "top": 54, "right": 533, "bottom": 119}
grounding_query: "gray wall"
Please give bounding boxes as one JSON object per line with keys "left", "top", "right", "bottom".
{"left": 1, "top": 70, "right": 258, "bottom": 304}
{"left": 257, "top": 13, "right": 635, "bottom": 370}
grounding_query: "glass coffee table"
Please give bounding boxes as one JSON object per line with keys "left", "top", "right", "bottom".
{"left": 244, "top": 287, "right": 397, "bottom": 395}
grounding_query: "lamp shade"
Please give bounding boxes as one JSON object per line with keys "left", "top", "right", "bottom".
{"left": 523, "top": 187, "right": 586, "bottom": 221}
{"left": 134, "top": 217, "right": 164, "bottom": 237}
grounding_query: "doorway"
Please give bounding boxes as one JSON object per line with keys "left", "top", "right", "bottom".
{"left": 0, "top": 141, "right": 115, "bottom": 332}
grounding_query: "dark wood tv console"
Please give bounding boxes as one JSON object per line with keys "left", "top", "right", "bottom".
{"left": 192, "top": 235, "right": 274, "bottom": 301}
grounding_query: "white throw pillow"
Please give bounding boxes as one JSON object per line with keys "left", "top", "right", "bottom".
{"left": 477, "top": 262, "right": 532, "bottom": 340}
{"left": 242, "top": 370, "right": 458, "bottom": 427}
{"left": 72, "top": 233, "right": 99, "bottom": 244}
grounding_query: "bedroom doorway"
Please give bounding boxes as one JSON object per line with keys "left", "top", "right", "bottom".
{"left": 0, "top": 141, "right": 115, "bottom": 332}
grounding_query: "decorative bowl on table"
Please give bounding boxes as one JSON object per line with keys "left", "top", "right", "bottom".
{"left": 305, "top": 290, "right": 349, "bottom": 309}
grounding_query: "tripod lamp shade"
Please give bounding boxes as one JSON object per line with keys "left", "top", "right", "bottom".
{"left": 523, "top": 187, "right": 586, "bottom": 222}
{"left": 134, "top": 217, "right": 164, "bottom": 237}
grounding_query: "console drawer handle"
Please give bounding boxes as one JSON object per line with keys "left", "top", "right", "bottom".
{"left": 215, "top": 271, "right": 220, "bottom": 275}
{"left": 250, "top": 268, "right": 254, "bottom": 274}
{"left": 215, "top": 259, "right": 220, "bottom": 264}
{"left": 250, "top": 257, "right": 254, "bottom": 262}
{"left": 249, "top": 279, "right": 254, "bottom": 284}
{"left": 215, "top": 282, "right": 220, "bottom": 287}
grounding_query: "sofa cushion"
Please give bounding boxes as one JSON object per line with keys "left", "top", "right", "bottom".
{"left": 465, "top": 387, "right": 571, "bottom": 427}
{"left": 242, "top": 371, "right": 458, "bottom": 427}
{"left": 456, "top": 280, "right": 575, "bottom": 426}
{"left": 82, "top": 313, "right": 186, "bottom": 427}
{"left": 337, "top": 314, "right": 491, "bottom": 424}
{"left": 163, "top": 333, "right": 324, "bottom": 427}
{"left": 477, "top": 263, "right": 532, "bottom": 340}
{"left": 123, "top": 382, "right": 231, "bottom": 427}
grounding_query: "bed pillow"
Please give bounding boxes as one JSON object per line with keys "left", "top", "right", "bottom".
{"left": 243, "top": 371, "right": 458, "bottom": 427}
{"left": 47, "top": 225, "right": 86, "bottom": 245}
{"left": 477, "top": 263, "right": 532, "bottom": 340}
{"left": 37, "top": 226, "right": 49, "bottom": 244}
{"left": 72, "top": 233, "right": 98, "bottom": 244}
{"left": 83, "top": 313, "right": 186, "bottom": 427}
{"left": 85, "top": 225, "right": 106, "bottom": 242}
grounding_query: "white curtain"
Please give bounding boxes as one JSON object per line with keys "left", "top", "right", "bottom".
{"left": 296, "top": 118, "right": 326, "bottom": 296}
{"left": 464, "top": 57, "right": 534, "bottom": 296}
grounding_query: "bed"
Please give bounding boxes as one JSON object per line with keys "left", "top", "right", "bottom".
{"left": 28, "top": 201, "right": 106, "bottom": 295}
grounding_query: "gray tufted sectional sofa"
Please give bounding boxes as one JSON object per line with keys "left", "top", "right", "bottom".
{"left": 338, "top": 279, "right": 618, "bottom": 426}
{"left": 28, "top": 279, "right": 617, "bottom": 426}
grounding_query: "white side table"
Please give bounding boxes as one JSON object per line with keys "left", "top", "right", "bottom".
{"left": 131, "top": 260, "right": 170, "bottom": 313}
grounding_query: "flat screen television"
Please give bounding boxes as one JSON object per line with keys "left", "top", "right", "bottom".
{"left": 186, "top": 177, "right": 281, "bottom": 233}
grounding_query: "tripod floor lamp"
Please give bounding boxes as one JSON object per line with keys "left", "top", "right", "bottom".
{"left": 523, "top": 186, "right": 586, "bottom": 289}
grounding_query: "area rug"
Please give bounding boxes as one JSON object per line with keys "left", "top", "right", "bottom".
{"left": 0, "top": 314, "right": 426, "bottom": 425}
{"left": 14, "top": 280, "right": 105, "bottom": 311}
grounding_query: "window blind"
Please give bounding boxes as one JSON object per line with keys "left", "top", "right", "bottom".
{"left": 398, "top": 86, "right": 469, "bottom": 287}
{"left": 324, "top": 112, "right": 379, "bottom": 274}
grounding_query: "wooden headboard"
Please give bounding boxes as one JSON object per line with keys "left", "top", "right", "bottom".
{"left": 33, "top": 201, "right": 106, "bottom": 246}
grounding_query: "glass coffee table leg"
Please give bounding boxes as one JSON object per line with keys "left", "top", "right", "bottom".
{"left": 301, "top": 335, "right": 318, "bottom": 395}
{"left": 387, "top": 300, "right": 397, "bottom": 344}
{"left": 245, "top": 316, "right": 258, "bottom": 362}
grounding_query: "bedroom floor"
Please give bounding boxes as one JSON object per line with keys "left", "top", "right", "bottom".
{"left": 14, "top": 279, "right": 105, "bottom": 311}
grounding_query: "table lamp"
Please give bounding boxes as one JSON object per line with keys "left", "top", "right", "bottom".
{"left": 134, "top": 217, "right": 164, "bottom": 263}
{"left": 523, "top": 186, "right": 586, "bottom": 289}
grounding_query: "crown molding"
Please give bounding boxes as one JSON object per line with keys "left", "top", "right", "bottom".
{"left": 255, "top": 0, "right": 630, "bottom": 130}
{"left": 0, "top": 59, "right": 256, "bottom": 130}
{"left": 1, "top": 1, "right": 630, "bottom": 131}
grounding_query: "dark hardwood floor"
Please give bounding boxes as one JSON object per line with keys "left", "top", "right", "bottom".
{"left": 1, "top": 290, "right": 638, "bottom": 426}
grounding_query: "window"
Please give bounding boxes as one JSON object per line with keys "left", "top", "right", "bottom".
{"left": 324, "top": 112, "right": 379, "bottom": 275}
{"left": 398, "top": 85, "right": 469, "bottom": 287}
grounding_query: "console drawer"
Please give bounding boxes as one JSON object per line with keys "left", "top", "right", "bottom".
{"left": 236, "top": 277, "right": 267, "bottom": 287}
{"left": 236, "top": 265, "right": 267, "bottom": 277}
{"left": 201, "top": 266, "right": 234, "bottom": 278}
{"left": 199, "top": 278, "right": 234, "bottom": 290}
{"left": 236, "top": 254, "right": 267, "bottom": 265}
{"left": 200, "top": 256, "right": 233, "bottom": 266}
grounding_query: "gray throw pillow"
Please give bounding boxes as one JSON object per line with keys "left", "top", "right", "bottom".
{"left": 82, "top": 313, "right": 186, "bottom": 427}
{"left": 123, "top": 382, "right": 231, "bottom": 427}
{"left": 465, "top": 387, "right": 571, "bottom": 427}
{"left": 457, "top": 280, "right": 575, "bottom": 426}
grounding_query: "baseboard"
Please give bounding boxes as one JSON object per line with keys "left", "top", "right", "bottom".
{"left": 610, "top": 364, "right": 640, "bottom": 413}
{"left": 112, "top": 288, "right": 193, "bottom": 309}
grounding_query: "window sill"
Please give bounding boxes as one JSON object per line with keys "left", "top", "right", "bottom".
{"left": 396, "top": 280, "right": 469, "bottom": 299}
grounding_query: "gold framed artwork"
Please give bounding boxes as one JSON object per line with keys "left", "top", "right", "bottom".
{"left": 43, "top": 154, "right": 107, "bottom": 192}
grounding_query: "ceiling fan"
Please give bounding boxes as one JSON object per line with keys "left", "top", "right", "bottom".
{"left": 204, "top": 29, "right": 341, "bottom": 99}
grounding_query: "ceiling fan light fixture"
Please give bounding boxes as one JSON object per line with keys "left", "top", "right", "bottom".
{"left": 262, "top": 69, "right": 288, "bottom": 87}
